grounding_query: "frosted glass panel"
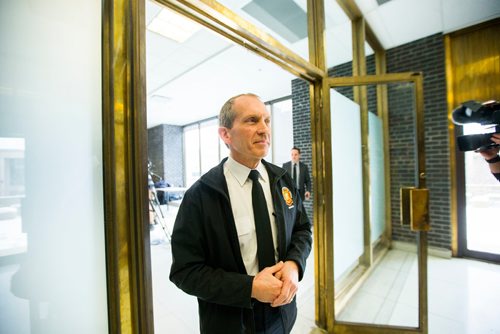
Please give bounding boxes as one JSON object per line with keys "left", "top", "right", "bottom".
{"left": 183, "top": 125, "right": 200, "bottom": 187}
{"left": 0, "top": 1, "right": 107, "bottom": 333}
{"left": 369, "top": 113, "right": 385, "bottom": 242}
{"left": 270, "top": 99, "right": 293, "bottom": 166}
{"left": 330, "top": 90, "right": 364, "bottom": 281}
{"left": 200, "top": 119, "right": 219, "bottom": 174}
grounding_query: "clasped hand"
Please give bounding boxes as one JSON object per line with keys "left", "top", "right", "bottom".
{"left": 251, "top": 260, "right": 299, "bottom": 307}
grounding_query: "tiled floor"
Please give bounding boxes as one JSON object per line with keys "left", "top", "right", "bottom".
{"left": 151, "top": 206, "right": 500, "bottom": 334}
{"left": 337, "top": 249, "right": 500, "bottom": 333}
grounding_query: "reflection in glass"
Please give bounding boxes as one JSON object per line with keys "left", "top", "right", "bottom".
{"left": 0, "top": 138, "right": 26, "bottom": 257}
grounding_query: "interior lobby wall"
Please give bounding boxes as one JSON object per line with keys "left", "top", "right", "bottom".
{"left": 148, "top": 124, "right": 184, "bottom": 187}
{"left": 386, "top": 33, "right": 449, "bottom": 250}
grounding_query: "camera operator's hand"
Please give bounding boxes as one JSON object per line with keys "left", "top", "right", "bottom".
{"left": 478, "top": 146, "right": 499, "bottom": 160}
{"left": 477, "top": 134, "right": 500, "bottom": 159}
{"left": 477, "top": 134, "right": 500, "bottom": 180}
{"left": 490, "top": 133, "right": 500, "bottom": 145}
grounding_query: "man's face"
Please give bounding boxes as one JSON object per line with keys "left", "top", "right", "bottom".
{"left": 219, "top": 95, "right": 271, "bottom": 168}
{"left": 291, "top": 149, "right": 300, "bottom": 163}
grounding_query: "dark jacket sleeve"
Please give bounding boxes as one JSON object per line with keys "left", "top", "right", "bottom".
{"left": 169, "top": 185, "right": 254, "bottom": 309}
{"left": 303, "top": 163, "right": 311, "bottom": 192}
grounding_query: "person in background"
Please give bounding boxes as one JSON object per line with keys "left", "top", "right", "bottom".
{"left": 169, "top": 93, "right": 312, "bottom": 334}
{"left": 477, "top": 133, "right": 500, "bottom": 182}
{"left": 282, "top": 147, "right": 311, "bottom": 201}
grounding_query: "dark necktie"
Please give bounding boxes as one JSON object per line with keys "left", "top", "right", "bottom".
{"left": 248, "top": 170, "right": 275, "bottom": 271}
{"left": 293, "top": 163, "right": 298, "bottom": 187}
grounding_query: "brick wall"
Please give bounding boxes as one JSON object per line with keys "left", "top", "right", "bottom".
{"left": 291, "top": 33, "right": 451, "bottom": 250}
{"left": 291, "top": 79, "right": 313, "bottom": 219}
{"left": 386, "top": 34, "right": 450, "bottom": 248}
{"left": 148, "top": 124, "right": 184, "bottom": 187}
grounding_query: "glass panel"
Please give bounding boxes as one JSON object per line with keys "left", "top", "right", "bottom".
{"left": 183, "top": 124, "right": 200, "bottom": 187}
{"left": 332, "top": 84, "right": 419, "bottom": 328}
{"left": 369, "top": 113, "right": 385, "bottom": 243}
{"left": 463, "top": 124, "right": 500, "bottom": 255}
{"left": 269, "top": 99, "right": 293, "bottom": 165}
{"left": 323, "top": 1, "right": 374, "bottom": 70}
{"left": 324, "top": 0, "right": 352, "bottom": 69}
{"left": 330, "top": 90, "right": 364, "bottom": 284}
{"left": 200, "top": 119, "right": 219, "bottom": 174}
{"left": 0, "top": 1, "right": 107, "bottom": 333}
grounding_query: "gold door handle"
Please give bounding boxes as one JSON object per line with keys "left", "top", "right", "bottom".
{"left": 400, "top": 187, "right": 430, "bottom": 232}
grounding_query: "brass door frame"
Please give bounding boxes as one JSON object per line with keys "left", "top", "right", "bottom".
{"left": 102, "top": 0, "right": 153, "bottom": 333}
{"left": 102, "top": 0, "right": 429, "bottom": 333}
{"left": 323, "top": 73, "right": 428, "bottom": 334}
{"left": 102, "top": 0, "right": 325, "bottom": 333}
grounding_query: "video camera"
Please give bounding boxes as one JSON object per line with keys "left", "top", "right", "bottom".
{"left": 451, "top": 100, "right": 500, "bottom": 151}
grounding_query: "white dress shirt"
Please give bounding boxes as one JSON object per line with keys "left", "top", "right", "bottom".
{"left": 223, "top": 156, "right": 278, "bottom": 275}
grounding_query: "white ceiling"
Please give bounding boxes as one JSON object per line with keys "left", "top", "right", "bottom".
{"left": 146, "top": 0, "right": 500, "bottom": 128}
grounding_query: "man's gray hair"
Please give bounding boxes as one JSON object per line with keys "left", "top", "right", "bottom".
{"left": 219, "top": 93, "right": 261, "bottom": 128}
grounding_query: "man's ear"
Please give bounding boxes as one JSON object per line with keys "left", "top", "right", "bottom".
{"left": 218, "top": 127, "right": 230, "bottom": 146}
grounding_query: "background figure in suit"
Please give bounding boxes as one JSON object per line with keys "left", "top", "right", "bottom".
{"left": 282, "top": 147, "right": 311, "bottom": 200}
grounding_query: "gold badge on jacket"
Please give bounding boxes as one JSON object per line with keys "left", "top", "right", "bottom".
{"left": 282, "top": 187, "right": 294, "bottom": 208}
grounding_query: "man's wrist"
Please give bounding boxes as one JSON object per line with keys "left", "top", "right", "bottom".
{"left": 486, "top": 155, "right": 500, "bottom": 164}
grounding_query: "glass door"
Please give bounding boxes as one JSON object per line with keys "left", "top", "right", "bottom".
{"left": 323, "top": 73, "right": 429, "bottom": 334}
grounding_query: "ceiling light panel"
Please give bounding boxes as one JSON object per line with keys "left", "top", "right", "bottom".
{"left": 147, "top": 7, "right": 201, "bottom": 43}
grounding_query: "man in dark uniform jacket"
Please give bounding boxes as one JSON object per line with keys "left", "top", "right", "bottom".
{"left": 169, "top": 93, "right": 312, "bottom": 334}
{"left": 282, "top": 147, "right": 311, "bottom": 200}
